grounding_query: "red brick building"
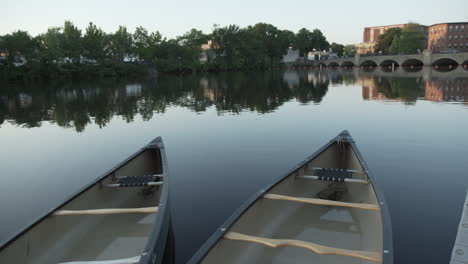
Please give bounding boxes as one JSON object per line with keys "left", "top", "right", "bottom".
{"left": 428, "top": 22, "right": 468, "bottom": 52}
{"left": 363, "top": 24, "right": 408, "bottom": 43}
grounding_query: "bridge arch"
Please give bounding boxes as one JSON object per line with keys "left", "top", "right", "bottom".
{"left": 360, "top": 60, "right": 378, "bottom": 67}
{"left": 432, "top": 58, "right": 459, "bottom": 67}
{"left": 379, "top": 60, "right": 399, "bottom": 67}
{"left": 341, "top": 61, "right": 355, "bottom": 67}
{"left": 402, "top": 59, "right": 423, "bottom": 67}
{"left": 328, "top": 62, "right": 339, "bottom": 68}
{"left": 317, "top": 62, "right": 327, "bottom": 68}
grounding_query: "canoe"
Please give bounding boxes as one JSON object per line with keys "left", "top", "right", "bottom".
{"left": 0, "top": 137, "right": 173, "bottom": 264}
{"left": 188, "top": 130, "right": 393, "bottom": 264}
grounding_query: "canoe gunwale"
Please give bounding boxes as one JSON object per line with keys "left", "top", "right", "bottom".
{"left": 139, "top": 138, "right": 173, "bottom": 264}
{"left": 0, "top": 137, "right": 172, "bottom": 264}
{"left": 187, "top": 130, "right": 393, "bottom": 264}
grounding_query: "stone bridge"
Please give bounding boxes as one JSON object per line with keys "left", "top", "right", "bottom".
{"left": 317, "top": 51, "right": 468, "bottom": 68}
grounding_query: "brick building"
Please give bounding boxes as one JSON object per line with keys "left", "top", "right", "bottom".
{"left": 357, "top": 23, "right": 428, "bottom": 54}
{"left": 363, "top": 24, "right": 408, "bottom": 43}
{"left": 428, "top": 22, "right": 468, "bottom": 52}
{"left": 357, "top": 24, "right": 409, "bottom": 54}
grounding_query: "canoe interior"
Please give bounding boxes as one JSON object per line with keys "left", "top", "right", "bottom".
{"left": 0, "top": 147, "right": 164, "bottom": 264}
{"left": 202, "top": 141, "right": 383, "bottom": 264}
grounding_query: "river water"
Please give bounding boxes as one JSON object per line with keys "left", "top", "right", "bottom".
{"left": 1, "top": 67, "right": 467, "bottom": 263}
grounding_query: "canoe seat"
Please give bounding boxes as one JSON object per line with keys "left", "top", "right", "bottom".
{"left": 54, "top": 207, "right": 158, "bottom": 216}
{"left": 105, "top": 174, "right": 163, "bottom": 187}
{"left": 57, "top": 255, "right": 140, "bottom": 264}
{"left": 264, "top": 194, "right": 380, "bottom": 211}
{"left": 315, "top": 168, "right": 352, "bottom": 182}
{"left": 224, "top": 232, "right": 382, "bottom": 263}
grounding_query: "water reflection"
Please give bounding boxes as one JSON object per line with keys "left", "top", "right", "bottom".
{"left": 1, "top": 68, "right": 467, "bottom": 131}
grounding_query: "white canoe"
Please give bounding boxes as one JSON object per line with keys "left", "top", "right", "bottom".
{"left": 0, "top": 137, "right": 173, "bottom": 264}
{"left": 189, "top": 130, "right": 393, "bottom": 264}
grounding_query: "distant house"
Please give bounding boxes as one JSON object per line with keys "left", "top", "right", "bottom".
{"left": 307, "top": 49, "right": 337, "bottom": 61}
{"left": 200, "top": 40, "right": 216, "bottom": 63}
{"left": 282, "top": 47, "right": 299, "bottom": 63}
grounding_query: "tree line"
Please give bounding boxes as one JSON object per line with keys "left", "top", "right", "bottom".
{"left": 0, "top": 21, "right": 332, "bottom": 79}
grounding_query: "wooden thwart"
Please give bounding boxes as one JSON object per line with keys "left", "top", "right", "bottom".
{"left": 263, "top": 194, "right": 380, "bottom": 211}
{"left": 224, "top": 232, "right": 382, "bottom": 263}
{"left": 53, "top": 207, "right": 158, "bottom": 216}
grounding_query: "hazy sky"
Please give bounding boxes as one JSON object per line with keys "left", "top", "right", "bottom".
{"left": 2, "top": 0, "right": 468, "bottom": 44}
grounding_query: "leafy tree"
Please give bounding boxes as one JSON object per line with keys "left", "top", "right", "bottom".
{"left": 247, "top": 23, "right": 290, "bottom": 66}
{"left": 133, "top": 26, "right": 162, "bottom": 62}
{"left": 178, "top": 28, "right": 209, "bottom": 47}
{"left": 62, "top": 21, "right": 82, "bottom": 63}
{"left": 294, "top": 28, "right": 329, "bottom": 56}
{"left": 38, "top": 27, "right": 64, "bottom": 63}
{"left": 375, "top": 24, "right": 425, "bottom": 54}
{"left": 83, "top": 22, "right": 107, "bottom": 62}
{"left": 330, "top": 42, "right": 344, "bottom": 56}
{"left": 211, "top": 24, "right": 243, "bottom": 69}
{"left": 109, "top": 26, "right": 133, "bottom": 62}
{"left": 375, "top": 28, "right": 402, "bottom": 54}
{"left": 0, "top": 31, "right": 36, "bottom": 68}
{"left": 343, "top": 45, "right": 356, "bottom": 56}
{"left": 295, "top": 28, "right": 312, "bottom": 56}
{"left": 398, "top": 24, "right": 425, "bottom": 54}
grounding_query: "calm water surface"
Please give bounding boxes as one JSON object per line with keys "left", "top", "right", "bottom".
{"left": 1, "top": 68, "right": 468, "bottom": 264}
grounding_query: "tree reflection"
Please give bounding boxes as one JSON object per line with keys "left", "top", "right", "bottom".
{"left": 0, "top": 72, "right": 330, "bottom": 131}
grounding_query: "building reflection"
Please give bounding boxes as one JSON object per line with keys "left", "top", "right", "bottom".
{"left": 359, "top": 74, "right": 468, "bottom": 104}
{"left": 425, "top": 79, "right": 468, "bottom": 103}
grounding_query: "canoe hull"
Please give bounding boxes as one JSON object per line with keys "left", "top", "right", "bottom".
{"left": 0, "top": 137, "right": 172, "bottom": 264}
{"left": 188, "top": 131, "right": 393, "bottom": 264}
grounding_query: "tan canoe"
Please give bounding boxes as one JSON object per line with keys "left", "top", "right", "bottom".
{"left": 0, "top": 137, "right": 173, "bottom": 264}
{"left": 188, "top": 130, "right": 393, "bottom": 264}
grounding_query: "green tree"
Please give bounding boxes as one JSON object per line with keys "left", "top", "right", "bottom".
{"left": 133, "top": 26, "right": 162, "bottom": 62}
{"left": 343, "top": 45, "right": 356, "bottom": 56}
{"left": 0, "top": 31, "right": 36, "bottom": 68}
{"left": 83, "top": 22, "right": 107, "bottom": 62}
{"left": 330, "top": 42, "right": 344, "bottom": 56}
{"left": 247, "top": 23, "right": 290, "bottom": 67}
{"left": 375, "top": 28, "right": 402, "bottom": 54}
{"left": 109, "top": 26, "right": 133, "bottom": 62}
{"left": 62, "top": 21, "right": 82, "bottom": 63}
{"left": 211, "top": 24, "right": 243, "bottom": 69}
{"left": 398, "top": 23, "right": 425, "bottom": 54}
{"left": 294, "top": 28, "right": 329, "bottom": 56}
{"left": 38, "top": 27, "right": 64, "bottom": 63}
{"left": 178, "top": 28, "right": 209, "bottom": 47}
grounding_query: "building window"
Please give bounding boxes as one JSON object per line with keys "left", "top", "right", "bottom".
{"left": 455, "top": 44, "right": 458, "bottom": 48}
{"left": 450, "top": 25, "right": 453, "bottom": 31}
{"left": 449, "top": 35, "right": 452, "bottom": 40}
{"left": 449, "top": 44, "right": 452, "bottom": 47}
{"left": 456, "top": 25, "right": 459, "bottom": 31}
{"left": 455, "top": 35, "right": 458, "bottom": 39}
{"left": 462, "top": 25, "right": 465, "bottom": 30}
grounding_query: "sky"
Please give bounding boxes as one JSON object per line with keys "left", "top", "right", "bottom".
{"left": 2, "top": 0, "right": 468, "bottom": 45}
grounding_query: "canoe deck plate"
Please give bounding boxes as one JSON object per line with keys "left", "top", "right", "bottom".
{"left": 118, "top": 175, "right": 162, "bottom": 187}
{"left": 315, "top": 168, "right": 353, "bottom": 182}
